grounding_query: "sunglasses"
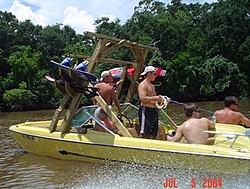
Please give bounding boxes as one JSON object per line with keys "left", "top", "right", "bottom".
{"left": 150, "top": 71, "right": 157, "bottom": 75}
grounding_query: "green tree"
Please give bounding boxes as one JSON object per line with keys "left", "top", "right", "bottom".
{"left": 7, "top": 45, "right": 41, "bottom": 89}
{"left": 200, "top": 56, "right": 248, "bottom": 99}
{"left": 0, "top": 11, "right": 19, "bottom": 80}
{"left": 3, "top": 82, "right": 37, "bottom": 111}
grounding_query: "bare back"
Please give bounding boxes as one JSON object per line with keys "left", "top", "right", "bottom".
{"left": 213, "top": 108, "right": 250, "bottom": 126}
{"left": 94, "top": 82, "right": 113, "bottom": 105}
{"left": 173, "top": 118, "right": 214, "bottom": 144}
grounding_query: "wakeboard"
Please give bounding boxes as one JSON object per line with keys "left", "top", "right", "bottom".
{"left": 50, "top": 60, "right": 99, "bottom": 83}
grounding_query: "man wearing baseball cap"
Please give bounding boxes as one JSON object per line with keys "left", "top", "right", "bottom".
{"left": 138, "top": 66, "right": 168, "bottom": 139}
{"left": 93, "top": 70, "right": 122, "bottom": 132}
{"left": 93, "top": 70, "right": 138, "bottom": 137}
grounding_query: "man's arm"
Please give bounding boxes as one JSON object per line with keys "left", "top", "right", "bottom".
{"left": 239, "top": 113, "right": 250, "bottom": 127}
{"left": 93, "top": 84, "right": 99, "bottom": 105}
{"left": 212, "top": 110, "right": 218, "bottom": 117}
{"left": 171, "top": 127, "right": 183, "bottom": 142}
{"left": 111, "top": 88, "right": 122, "bottom": 115}
{"left": 207, "top": 118, "right": 216, "bottom": 130}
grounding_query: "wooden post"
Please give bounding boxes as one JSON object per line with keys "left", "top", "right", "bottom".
{"left": 61, "top": 93, "right": 82, "bottom": 133}
{"left": 49, "top": 94, "right": 69, "bottom": 132}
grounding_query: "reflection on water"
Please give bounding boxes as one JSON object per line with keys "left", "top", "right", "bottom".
{"left": 1, "top": 100, "right": 250, "bottom": 188}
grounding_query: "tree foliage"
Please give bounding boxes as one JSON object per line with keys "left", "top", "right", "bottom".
{"left": 3, "top": 82, "right": 37, "bottom": 111}
{"left": 0, "top": 0, "right": 250, "bottom": 111}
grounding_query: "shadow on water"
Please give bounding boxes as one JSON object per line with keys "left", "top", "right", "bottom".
{"left": 1, "top": 99, "right": 250, "bottom": 188}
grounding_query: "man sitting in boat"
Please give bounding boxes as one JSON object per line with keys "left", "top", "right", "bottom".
{"left": 170, "top": 104, "right": 216, "bottom": 145}
{"left": 213, "top": 96, "right": 250, "bottom": 127}
{"left": 93, "top": 70, "right": 138, "bottom": 137}
{"left": 93, "top": 70, "right": 122, "bottom": 133}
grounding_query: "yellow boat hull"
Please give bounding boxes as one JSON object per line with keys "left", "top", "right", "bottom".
{"left": 9, "top": 121, "right": 250, "bottom": 174}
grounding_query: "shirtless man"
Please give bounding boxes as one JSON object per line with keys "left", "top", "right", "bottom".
{"left": 171, "top": 104, "right": 216, "bottom": 145}
{"left": 213, "top": 96, "right": 250, "bottom": 127}
{"left": 93, "top": 70, "right": 122, "bottom": 132}
{"left": 93, "top": 71, "right": 138, "bottom": 137}
{"left": 138, "top": 66, "right": 169, "bottom": 139}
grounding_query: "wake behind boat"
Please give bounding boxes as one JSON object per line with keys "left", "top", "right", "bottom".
{"left": 9, "top": 32, "right": 250, "bottom": 174}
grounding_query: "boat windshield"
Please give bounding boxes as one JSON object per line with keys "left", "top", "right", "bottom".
{"left": 71, "top": 103, "right": 139, "bottom": 128}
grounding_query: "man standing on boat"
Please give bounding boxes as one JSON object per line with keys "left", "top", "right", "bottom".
{"left": 138, "top": 66, "right": 169, "bottom": 139}
{"left": 93, "top": 70, "right": 122, "bottom": 132}
{"left": 213, "top": 96, "right": 250, "bottom": 127}
{"left": 170, "top": 104, "right": 216, "bottom": 145}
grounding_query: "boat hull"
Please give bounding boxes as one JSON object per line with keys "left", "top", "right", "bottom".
{"left": 9, "top": 122, "right": 250, "bottom": 174}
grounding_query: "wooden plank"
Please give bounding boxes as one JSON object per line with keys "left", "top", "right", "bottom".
{"left": 125, "top": 47, "right": 148, "bottom": 102}
{"left": 115, "top": 65, "right": 127, "bottom": 98}
{"left": 65, "top": 82, "right": 77, "bottom": 98}
{"left": 68, "top": 55, "right": 138, "bottom": 67}
{"left": 87, "top": 39, "right": 108, "bottom": 73}
{"left": 49, "top": 94, "right": 69, "bottom": 132}
{"left": 61, "top": 93, "right": 83, "bottom": 133}
{"left": 84, "top": 31, "right": 159, "bottom": 51}
{"left": 101, "top": 39, "right": 126, "bottom": 57}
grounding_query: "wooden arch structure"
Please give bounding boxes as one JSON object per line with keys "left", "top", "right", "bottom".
{"left": 49, "top": 32, "right": 158, "bottom": 136}
{"left": 70, "top": 31, "right": 158, "bottom": 102}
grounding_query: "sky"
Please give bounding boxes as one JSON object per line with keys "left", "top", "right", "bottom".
{"left": 0, "top": 0, "right": 216, "bottom": 34}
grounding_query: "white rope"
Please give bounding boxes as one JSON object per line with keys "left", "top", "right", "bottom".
{"left": 155, "top": 95, "right": 169, "bottom": 109}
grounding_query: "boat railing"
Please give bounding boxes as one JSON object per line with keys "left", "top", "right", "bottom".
{"left": 195, "top": 130, "right": 250, "bottom": 148}
{"left": 84, "top": 110, "right": 115, "bottom": 135}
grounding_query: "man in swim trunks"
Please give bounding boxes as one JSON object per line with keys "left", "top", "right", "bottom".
{"left": 138, "top": 66, "right": 168, "bottom": 139}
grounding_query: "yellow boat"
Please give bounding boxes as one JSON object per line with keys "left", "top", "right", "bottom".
{"left": 9, "top": 32, "right": 250, "bottom": 174}
{"left": 9, "top": 103, "right": 250, "bottom": 174}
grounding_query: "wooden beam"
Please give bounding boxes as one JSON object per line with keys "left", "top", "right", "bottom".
{"left": 65, "top": 83, "right": 77, "bottom": 98}
{"left": 101, "top": 39, "right": 126, "bottom": 57}
{"left": 99, "top": 57, "right": 137, "bottom": 67}
{"left": 115, "top": 65, "right": 127, "bottom": 98}
{"left": 125, "top": 46, "right": 148, "bottom": 102}
{"left": 49, "top": 94, "right": 69, "bottom": 132}
{"left": 61, "top": 93, "right": 83, "bottom": 133}
{"left": 84, "top": 31, "right": 159, "bottom": 51}
{"left": 87, "top": 39, "right": 107, "bottom": 73}
{"left": 68, "top": 54, "right": 137, "bottom": 67}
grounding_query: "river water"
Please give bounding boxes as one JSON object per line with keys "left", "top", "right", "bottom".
{"left": 1, "top": 100, "right": 250, "bottom": 189}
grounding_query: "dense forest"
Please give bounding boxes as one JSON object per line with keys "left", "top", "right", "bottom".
{"left": 0, "top": 0, "right": 250, "bottom": 111}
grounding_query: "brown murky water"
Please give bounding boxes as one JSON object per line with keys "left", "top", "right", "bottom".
{"left": 1, "top": 100, "right": 250, "bottom": 188}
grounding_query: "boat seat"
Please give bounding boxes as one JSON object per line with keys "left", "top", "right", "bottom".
{"left": 70, "top": 123, "right": 94, "bottom": 134}
{"left": 70, "top": 127, "right": 87, "bottom": 134}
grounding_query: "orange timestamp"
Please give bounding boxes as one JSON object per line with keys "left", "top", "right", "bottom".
{"left": 163, "top": 177, "right": 223, "bottom": 188}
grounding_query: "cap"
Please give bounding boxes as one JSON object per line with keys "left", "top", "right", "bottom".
{"left": 141, "top": 66, "right": 156, "bottom": 76}
{"left": 100, "top": 71, "right": 110, "bottom": 81}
